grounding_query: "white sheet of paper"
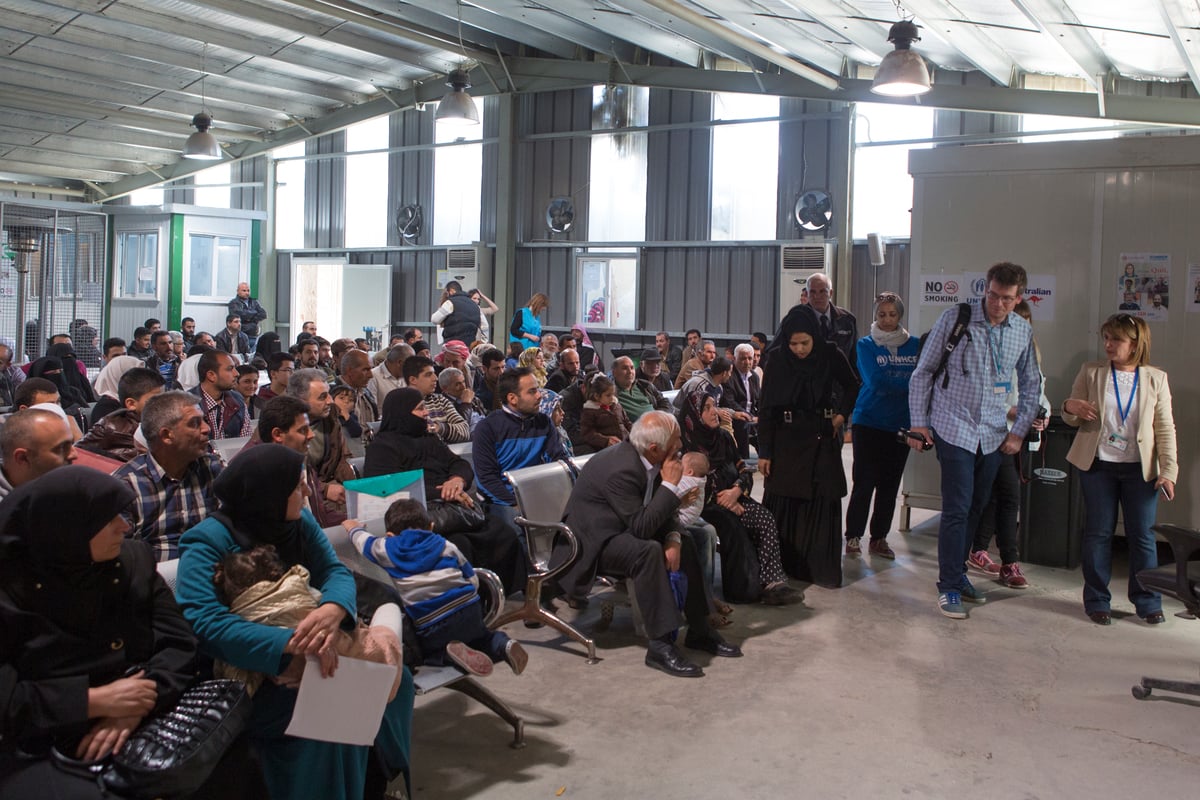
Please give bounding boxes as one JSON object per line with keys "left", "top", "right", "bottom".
{"left": 285, "top": 655, "right": 399, "bottom": 746}
{"left": 348, "top": 490, "right": 409, "bottom": 520}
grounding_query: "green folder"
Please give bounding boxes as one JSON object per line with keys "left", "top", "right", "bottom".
{"left": 344, "top": 469, "right": 426, "bottom": 520}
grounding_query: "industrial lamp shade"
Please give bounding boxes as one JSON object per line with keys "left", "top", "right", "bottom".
{"left": 183, "top": 112, "right": 223, "bottom": 160}
{"left": 435, "top": 69, "right": 480, "bottom": 125}
{"left": 871, "top": 20, "right": 931, "bottom": 97}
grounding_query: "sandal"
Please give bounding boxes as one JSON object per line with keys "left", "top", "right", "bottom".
{"left": 707, "top": 612, "right": 733, "bottom": 629}
{"left": 713, "top": 600, "right": 734, "bottom": 616}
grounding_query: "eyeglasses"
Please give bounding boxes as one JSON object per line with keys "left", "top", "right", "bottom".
{"left": 985, "top": 291, "right": 1019, "bottom": 306}
{"left": 876, "top": 292, "right": 901, "bottom": 302}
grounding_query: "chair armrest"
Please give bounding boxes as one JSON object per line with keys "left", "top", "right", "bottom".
{"left": 513, "top": 517, "right": 580, "bottom": 579}
{"left": 475, "top": 568, "right": 506, "bottom": 628}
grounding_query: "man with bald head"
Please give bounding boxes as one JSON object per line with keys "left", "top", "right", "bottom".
{"left": 612, "top": 355, "right": 669, "bottom": 423}
{"left": 339, "top": 348, "right": 378, "bottom": 427}
{"left": 228, "top": 281, "right": 268, "bottom": 351}
{"left": 554, "top": 410, "right": 740, "bottom": 677}
{"left": 806, "top": 271, "right": 858, "bottom": 370}
{"left": 0, "top": 409, "right": 78, "bottom": 500}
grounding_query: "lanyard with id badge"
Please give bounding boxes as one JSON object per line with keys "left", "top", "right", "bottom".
{"left": 988, "top": 326, "right": 1011, "bottom": 396}
{"left": 1107, "top": 364, "right": 1138, "bottom": 452}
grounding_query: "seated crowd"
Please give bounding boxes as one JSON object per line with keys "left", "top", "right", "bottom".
{"left": 2, "top": 265, "right": 1178, "bottom": 796}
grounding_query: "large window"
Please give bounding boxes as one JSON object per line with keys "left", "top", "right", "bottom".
{"left": 853, "top": 102, "right": 934, "bottom": 238}
{"left": 577, "top": 254, "right": 638, "bottom": 329}
{"left": 274, "top": 141, "right": 306, "bottom": 249}
{"left": 711, "top": 92, "right": 779, "bottom": 240}
{"left": 115, "top": 231, "right": 158, "bottom": 298}
{"left": 193, "top": 162, "right": 231, "bottom": 209}
{"left": 1021, "top": 113, "right": 1118, "bottom": 143}
{"left": 433, "top": 100, "right": 484, "bottom": 245}
{"left": 589, "top": 85, "right": 648, "bottom": 242}
{"left": 345, "top": 116, "right": 390, "bottom": 247}
{"left": 187, "top": 233, "right": 243, "bottom": 300}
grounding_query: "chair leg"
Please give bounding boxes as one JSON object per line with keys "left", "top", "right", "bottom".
{"left": 447, "top": 678, "right": 526, "bottom": 748}
{"left": 491, "top": 577, "right": 599, "bottom": 664}
{"left": 1132, "top": 675, "right": 1200, "bottom": 700}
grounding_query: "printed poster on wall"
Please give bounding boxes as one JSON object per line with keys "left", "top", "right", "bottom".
{"left": 1117, "top": 253, "right": 1170, "bottom": 321}
{"left": 1188, "top": 264, "right": 1200, "bottom": 313}
{"left": 921, "top": 272, "right": 1057, "bottom": 322}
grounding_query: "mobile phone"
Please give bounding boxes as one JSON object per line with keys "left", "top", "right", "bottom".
{"left": 1159, "top": 485, "right": 1171, "bottom": 501}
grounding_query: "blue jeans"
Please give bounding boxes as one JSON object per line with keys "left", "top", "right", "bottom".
{"left": 933, "top": 434, "right": 1002, "bottom": 593}
{"left": 1078, "top": 460, "right": 1161, "bottom": 616}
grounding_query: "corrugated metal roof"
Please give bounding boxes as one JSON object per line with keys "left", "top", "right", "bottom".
{"left": 1, "top": 0, "right": 1198, "bottom": 194}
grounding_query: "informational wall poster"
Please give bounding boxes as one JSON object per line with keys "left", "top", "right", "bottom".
{"left": 1188, "top": 264, "right": 1200, "bottom": 314}
{"left": 1117, "top": 253, "right": 1170, "bottom": 321}
{"left": 920, "top": 272, "right": 1057, "bottom": 321}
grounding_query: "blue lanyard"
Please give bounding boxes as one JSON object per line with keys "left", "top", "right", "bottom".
{"left": 987, "top": 325, "right": 1004, "bottom": 376}
{"left": 1110, "top": 364, "right": 1138, "bottom": 427}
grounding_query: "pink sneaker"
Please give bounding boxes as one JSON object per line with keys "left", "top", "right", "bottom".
{"left": 999, "top": 562, "right": 1029, "bottom": 589}
{"left": 967, "top": 550, "right": 1001, "bottom": 575}
{"left": 445, "top": 641, "right": 494, "bottom": 677}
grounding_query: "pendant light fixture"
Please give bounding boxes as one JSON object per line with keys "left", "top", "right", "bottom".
{"left": 435, "top": 1, "right": 479, "bottom": 126}
{"left": 183, "top": 44, "right": 223, "bottom": 159}
{"left": 871, "top": 4, "right": 931, "bottom": 97}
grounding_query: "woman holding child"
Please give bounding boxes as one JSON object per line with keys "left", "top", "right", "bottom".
{"left": 679, "top": 389, "right": 802, "bottom": 607}
{"left": 176, "top": 444, "right": 414, "bottom": 800}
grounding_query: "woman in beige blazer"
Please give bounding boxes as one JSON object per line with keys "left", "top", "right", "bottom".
{"left": 1062, "top": 313, "right": 1177, "bottom": 626}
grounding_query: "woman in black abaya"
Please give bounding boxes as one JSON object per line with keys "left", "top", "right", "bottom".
{"left": 758, "top": 304, "right": 860, "bottom": 588}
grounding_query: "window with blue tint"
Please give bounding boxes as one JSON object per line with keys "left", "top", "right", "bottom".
{"left": 188, "top": 234, "right": 244, "bottom": 300}
{"left": 116, "top": 231, "right": 158, "bottom": 298}
{"left": 589, "top": 85, "right": 648, "bottom": 243}
{"left": 853, "top": 102, "right": 935, "bottom": 239}
{"left": 346, "top": 116, "right": 390, "bottom": 247}
{"left": 433, "top": 100, "right": 484, "bottom": 245}
{"left": 711, "top": 92, "right": 779, "bottom": 240}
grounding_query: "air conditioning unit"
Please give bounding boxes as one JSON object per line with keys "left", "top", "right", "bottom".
{"left": 778, "top": 241, "right": 835, "bottom": 318}
{"left": 436, "top": 243, "right": 494, "bottom": 295}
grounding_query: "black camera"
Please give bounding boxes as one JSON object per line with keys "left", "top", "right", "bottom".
{"left": 1027, "top": 406, "right": 1049, "bottom": 451}
{"left": 896, "top": 428, "right": 933, "bottom": 451}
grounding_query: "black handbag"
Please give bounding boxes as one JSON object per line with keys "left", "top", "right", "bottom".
{"left": 52, "top": 678, "right": 252, "bottom": 799}
{"left": 426, "top": 499, "right": 486, "bottom": 535}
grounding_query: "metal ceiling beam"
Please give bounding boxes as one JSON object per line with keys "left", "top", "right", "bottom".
{"left": 1154, "top": 0, "right": 1200, "bottom": 98}
{"left": 770, "top": 0, "right": 891, "bottom": 59}
{"left": 472, "top": 0, "right": 704, "bottom": 65}
{"left": 670, "top": 0, "right": 852, "bottom": 76}
{"left": 898, "top": 0, "right": 1019, "bottom": 87}
{"left": 1009, "top": 0, "right": 1110, "bottom": 93}
{"left": 0, "top": 158, "right": 125, "bottom": 183}
{"left": 0, "top": 128, "right": 179, "bottom": 162}
{"left": 501, "top": 57, "right": 1200, "bottom": 126}
{"left": 375, "top": 0, "right": 585, "bottom": 60}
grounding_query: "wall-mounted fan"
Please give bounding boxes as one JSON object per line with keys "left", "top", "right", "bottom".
{"left": 546, "top": 196, "right": 575, "bottom": 234}
{"left": 395, "top": 204, "right": 423, "bottom": 243}
{"left": 795, "top": 189, "right": 832, "bottom": 233}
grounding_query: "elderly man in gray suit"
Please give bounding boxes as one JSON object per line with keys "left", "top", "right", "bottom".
{"left": 554, "top": 410, "right": 741, "bottom": 677}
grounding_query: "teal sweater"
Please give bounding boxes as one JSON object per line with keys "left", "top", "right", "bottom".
{"left": 175, "top": 509, "right": 357, "bottom": 675}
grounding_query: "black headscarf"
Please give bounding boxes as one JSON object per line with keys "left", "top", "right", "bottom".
{"left": 678, "top": 389, "right": 740, "bottom": 472}
{"left": 760, "top": 303, "right": 828, "bottom": 411}
{"left": 47, "top": 342, "right": 96, "bottom": 403}
{"left": 254, "top": 332, "right": 281, "bottom": 361}
{"left": 0, "top": 466, "right": 136, "bottom": 629}
{"left": 379, "top": 387, "right": 428, "bottom": 438}
{"left": 28, "top": 354, "right": 89, "bottom": 409}
{"left": 212, "top": 444, "right": 309, "bottom": 566}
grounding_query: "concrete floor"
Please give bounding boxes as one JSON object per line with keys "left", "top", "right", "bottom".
{"left": 409, "top": 470, "right": 1200, "bottom": 800}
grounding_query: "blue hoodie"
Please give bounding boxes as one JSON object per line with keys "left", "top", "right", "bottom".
{"left": 852, "top": 333, "right": 921, "bottom": 432}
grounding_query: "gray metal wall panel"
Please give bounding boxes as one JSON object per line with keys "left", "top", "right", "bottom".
{"left": 231, "top": 155, "right": 265, "bottom": 211}
{"left": 388, "top": 109, "right": 434, "bottom": 247}
{"left": 305, "top": 132, "right": 345, "bottom": 249}
{"left": 848, "top": 240, "right": 911, "bottom": 332}
{"left": 646, "top": 89, "right": 711, "bottom": 241}
{"left": 164, "top": 176, "right": 194, "bottom": 205}
{"left": 518, "top": 89, "right": 590, "bottom": 243}
{"left": 480, "top": 95, "right": 500, "bottom": 243}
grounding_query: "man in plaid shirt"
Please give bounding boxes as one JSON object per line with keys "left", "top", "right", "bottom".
{"left": 114, "top": 391, "right": 223, "bottom": 561}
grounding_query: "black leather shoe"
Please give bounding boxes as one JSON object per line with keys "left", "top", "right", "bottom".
{"left": 761, "top": 584, "right": 804, "bottom": 606}
{"left": 1087, "top": 611, "right": 1111, "bottom": 626}
{"left": 1142, "top": 611, "right": 1166, "bottom": 625}
{"left": 645, "top": 641, "right": 704, "bottom": 677}
{"left": 683, "top": 633, "right": 743, "bottom": 658}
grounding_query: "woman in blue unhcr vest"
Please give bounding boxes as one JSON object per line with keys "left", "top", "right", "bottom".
{"left": 843, "top": 292, "right": 921, "bottom": 560}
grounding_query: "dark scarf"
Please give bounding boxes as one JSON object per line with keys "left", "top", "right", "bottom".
{"left": 47, "top": 343, "right": 96, "bottom": 404}
{"left": 0, "top": 466, "right": 136, "bottom": 635}
{"left": 254, "top": 332, "right": 282, "bottom": 361}
{"left": 678, "top": 389, "right": 740, "bottom": 472}
{"left": 211, "top": 444, "right": 309, "bottom": 567}
{"left": 28, "top": 355, "right": 88, "bottom": 409}
{"left": 379, "top": 387, "right": 428, "bottom": 438}
{"left": 760, "top": 303, "right": 831, "bottom": 412}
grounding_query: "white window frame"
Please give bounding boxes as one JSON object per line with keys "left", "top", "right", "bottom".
{"left": 576, "top": 252, "right": 639, "bottom": 330}
{"left": 114, "top": 230, "right": 160, "bottom": 299}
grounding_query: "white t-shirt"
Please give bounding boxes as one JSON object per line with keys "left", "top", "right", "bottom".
{"left": 1098, "top": 368, "right": 1141, "bottom": 463}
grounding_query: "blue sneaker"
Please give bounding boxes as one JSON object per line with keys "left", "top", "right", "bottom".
{"left": 938, "top": 591, "right": 967, "bottom": 619}
{"left": 959, "top": 580, "right": 987, "bottom": 604}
